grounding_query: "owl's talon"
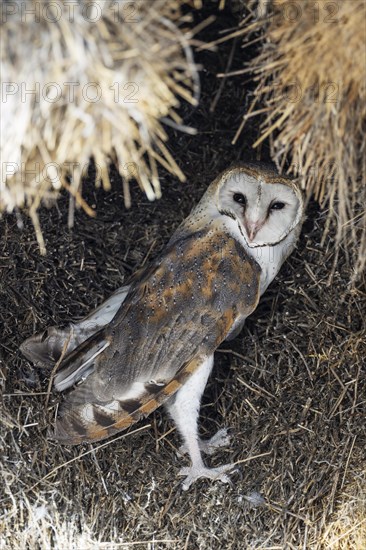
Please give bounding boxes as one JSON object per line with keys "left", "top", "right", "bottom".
{"left": 179, "top": 463, "right": 236, "bottom": 490}
{"left": 178, "top": 428, "right": 231, "bottom": 457}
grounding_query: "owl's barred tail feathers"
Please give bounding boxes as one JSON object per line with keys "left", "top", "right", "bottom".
{"left": 51, "top": 356, "right": 204, "bottom": 445}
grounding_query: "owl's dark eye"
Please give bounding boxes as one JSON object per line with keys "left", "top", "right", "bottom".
{"left": 270, "top": 201, "right": 286, "bottom": 210}
{"left": 233, "top": 193, "right": 246, "bottom": 206}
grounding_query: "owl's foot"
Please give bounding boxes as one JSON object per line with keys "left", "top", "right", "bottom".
{"left": 179, "top": 462, "right": 236, "bottom": 491}
{"left": 178, "top": 428, "right": 230, "bottom": 457}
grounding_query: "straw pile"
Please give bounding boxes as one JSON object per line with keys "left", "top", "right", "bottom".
{"left": 0, "top": 0, "right": 198, "bottom": 251}
{"left": 234, "top": 0, "right": 366, "bottom": 278}
{"left": 320, "top": 474, "right": 366, "bottom": 549}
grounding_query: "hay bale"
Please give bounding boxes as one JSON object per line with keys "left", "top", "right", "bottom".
{"left": 0, "top": 0, "right": 198, "bottom": 250}
{"left": 321, "top": 474, "right": 366, "bottom": 549}
{"left": 235, "top": 0, "right": 366, "bottom": 277}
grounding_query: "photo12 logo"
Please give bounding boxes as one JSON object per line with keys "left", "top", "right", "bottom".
{"left": 257, "top": 1, "right": 340, "bottom": 24}
{"left": 1, "top": 1, "right": 142, "bottom": 24}
{"left": 1, "top": 81, "right": 140, "bottom": 104}
{"left": 267, "top": 79, "right": 340, "bottom": 105}
{"left": 2, "top": 161, "right": 140, "bottom": 186}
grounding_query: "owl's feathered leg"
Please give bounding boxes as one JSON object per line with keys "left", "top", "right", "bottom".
{"left": 166, "top": 356, "right": 235, "bottom": 490}
{"left": 20, "top": 286, "right": 130, "bottom": 368}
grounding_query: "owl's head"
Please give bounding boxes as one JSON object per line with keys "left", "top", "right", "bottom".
{"left": 215, "top": 164, "right": 304, "bottom": 247}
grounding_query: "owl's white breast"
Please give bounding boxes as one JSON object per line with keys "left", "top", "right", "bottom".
{"left": 220, "top": 215, "right": 299, "bottom": 295}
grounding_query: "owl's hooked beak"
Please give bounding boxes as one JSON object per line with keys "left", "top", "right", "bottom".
{"left": 244, "top": 219, "right": 264, "bottom": 242}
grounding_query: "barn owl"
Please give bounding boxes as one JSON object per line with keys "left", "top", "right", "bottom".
{"left": 21, "top": 163, "right": 304, "bottom": 490}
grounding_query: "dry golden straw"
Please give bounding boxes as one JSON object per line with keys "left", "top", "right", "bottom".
{"left": 0, "top": 0, "right": 198, "bottom": 249}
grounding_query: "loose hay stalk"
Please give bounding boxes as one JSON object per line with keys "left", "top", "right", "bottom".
{"left": 0, "top": 0, "right": 199, "bottom": 251}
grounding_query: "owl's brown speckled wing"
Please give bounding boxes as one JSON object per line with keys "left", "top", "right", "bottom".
{"left": 53, "top": 223, "right": 261, "bottom": 444}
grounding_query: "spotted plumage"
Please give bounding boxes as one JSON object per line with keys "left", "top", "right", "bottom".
{"left": 21, "top": 163, "right": 304, "bottom": 489}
